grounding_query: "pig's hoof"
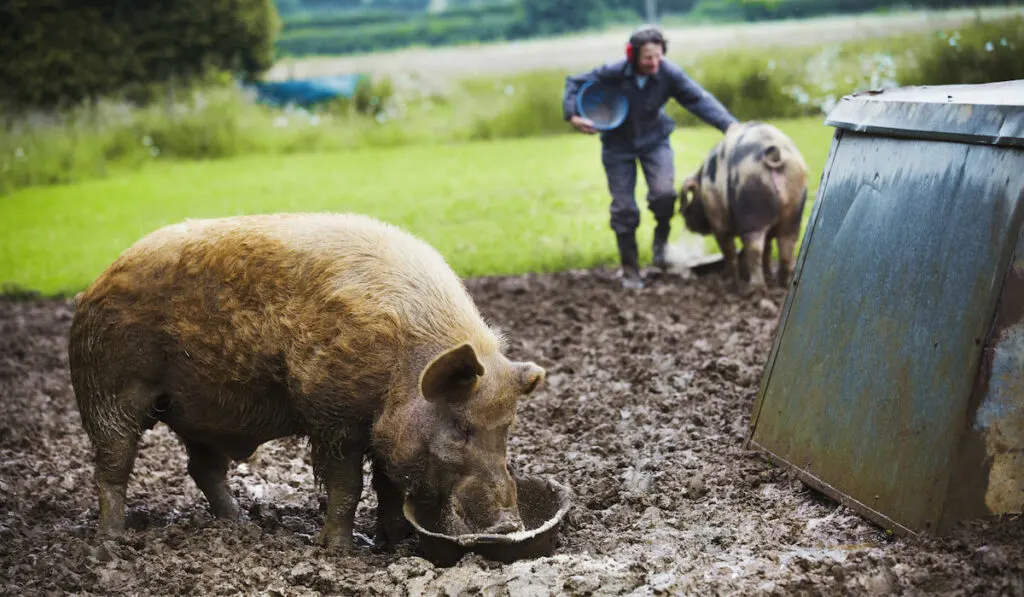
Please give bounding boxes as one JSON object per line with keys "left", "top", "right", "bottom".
{"left": 210, "top": 500, "right": 242, "bottom": 521}
{"left": 736, "top": 281, "right": 765, "bottom": 298}
{"left": 95, "top": 516, "right": 128, "bottom": 540}
{"left": 314, "top": 529, "right": 356, "bottom": 553}
{"left": 95, "top": 525, "right": 127, "bottom": 541}
{"left": 374, "top": 519, "right": 413, "bottom": 552}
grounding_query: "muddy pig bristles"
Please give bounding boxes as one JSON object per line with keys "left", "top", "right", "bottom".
{"left": 68, "top": 212, "right": 546, "bottom": 551}
{"left": 679, "top": 121, "right": 809, "bottom": 295}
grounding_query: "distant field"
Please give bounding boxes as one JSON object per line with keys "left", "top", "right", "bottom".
{"left": 265, "top": 6, "right": 1024, "bottom": 84}
{"left": 0, "top": 117, "right": 833, "bottom": 297}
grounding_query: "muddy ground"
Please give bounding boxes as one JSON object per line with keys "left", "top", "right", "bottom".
{"left": 1, "top": 266, "right": 1021, "bottom": 596}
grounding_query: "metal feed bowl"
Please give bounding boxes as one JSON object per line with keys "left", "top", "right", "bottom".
{"left": 402, "top": 475, "right": 572, "bottom": 567}
{"left": 576, "top": 80, "right": 628, "bottom": 131}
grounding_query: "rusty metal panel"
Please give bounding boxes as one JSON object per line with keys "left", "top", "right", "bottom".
{"left": 942, "top": 223, "right": 1024, "bottom": 529}
{"left": 748, "top": 130, "right": 1024, "bottom": 535}
{"left": 974, "top": 264, "right": 1024, "bottom": 514}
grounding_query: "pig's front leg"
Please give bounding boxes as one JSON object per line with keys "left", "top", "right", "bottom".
{"left": 372, "top": 457, "right": 412, "bottom": 551}
{"left": 313, "top": 448, "right": 364, "bottom": 551}
{"left": 777, "top": 231, "right": 798, "bottom": 289}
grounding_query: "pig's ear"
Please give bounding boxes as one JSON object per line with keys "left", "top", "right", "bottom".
{"left": 517, "top": 362, "right": 546, "bottom": 397}
{"left": 421, "top": 342, "right": 485, "bottom": 404}
{"left": 682, "top": 176, "right": 699, "bottom": 197}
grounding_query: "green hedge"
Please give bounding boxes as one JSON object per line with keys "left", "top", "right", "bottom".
{"left": 282, "top": 2, "right": 524, "bottom": 34}
{"left": 277, "top": 5, "right": 528, "bottom": 55}
{"left": 691, "top": 0, "right": 1017, "bottom": 22}
{"left": 282, "top": 8, "right": 414, "bottom": 32}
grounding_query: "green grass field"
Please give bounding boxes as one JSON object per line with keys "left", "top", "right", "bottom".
{"left": 1, "top": 116, "right": 835, "bottom": 297}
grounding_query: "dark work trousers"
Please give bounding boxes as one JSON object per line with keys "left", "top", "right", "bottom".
{"left": 601, "top": 139, "right": 677, "bottom": 236}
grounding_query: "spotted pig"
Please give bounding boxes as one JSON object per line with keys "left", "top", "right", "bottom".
{"left": 680, "top": 121, "right": 809, "bottom": 294}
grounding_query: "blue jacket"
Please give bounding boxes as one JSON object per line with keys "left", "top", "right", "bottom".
{"left": 562, "top": 58, "right": 738, "bottom": 152}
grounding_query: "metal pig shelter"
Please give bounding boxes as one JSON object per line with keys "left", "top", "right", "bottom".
{"left": 748, "top": 79, "right": 1024, "bottom": 535}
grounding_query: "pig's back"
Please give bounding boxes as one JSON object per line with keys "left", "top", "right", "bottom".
{"left": 76, "top": 213, "right": 501, "bottom": 390}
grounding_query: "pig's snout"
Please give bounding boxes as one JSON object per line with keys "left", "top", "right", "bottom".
{"left": 446, "top": 502, "right": 523, "bottom": 535}
{"left": 482, "top": 508, "right": 524, "bottom": 534}
{"left": 443, "top": 475, "right": 523, "bottom": 536}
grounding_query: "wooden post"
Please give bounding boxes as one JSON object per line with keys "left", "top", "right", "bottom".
{"left": 166, "top": 74, "right": 176, "bottom": 120}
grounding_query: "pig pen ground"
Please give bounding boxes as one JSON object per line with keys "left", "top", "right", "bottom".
{"left": 1, "top": 266, "right": 1022, "bottom": 596}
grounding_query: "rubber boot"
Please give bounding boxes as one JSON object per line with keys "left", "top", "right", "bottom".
{"left": 617, "top": 232, "right": 645, "bottom": 290}
{"left": 652, "top": 218, "right": 671, "bottom": 270}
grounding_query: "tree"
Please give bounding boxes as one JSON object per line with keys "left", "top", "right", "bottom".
{"left": 0, "top": 0, "right": 281, "bottom": 111}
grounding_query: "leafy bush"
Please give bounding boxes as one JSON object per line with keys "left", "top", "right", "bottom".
{"left": 666, "top": 50, "right": 818, "bottom": 127}
{"left": 322, "top": 76, "right": 398, "bottom": 117}
{"left": 898, "top": 15, "right": 1024, "bottom": 85}
{"left": 464, "top": 72, "right": 573, "bottom": 141}
{"left": 0, "top": 78, "right": 409, "bottom": 195}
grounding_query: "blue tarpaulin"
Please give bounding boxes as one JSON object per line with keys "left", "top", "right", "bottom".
{"left": 250, "top": 73, "right": 369, "bottom": 107}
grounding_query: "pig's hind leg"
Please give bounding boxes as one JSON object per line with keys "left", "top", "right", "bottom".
{"left": 84, "top": 380, "right": 162, "bottom": 538}
{"left": 739, "top": 230, "right": 769, "bottom": 295}
{"left": 71, "top": 313, "right": 169, "bottom": 538}
{"left": 182, "top": 440, "right": 241, "bottom": 520}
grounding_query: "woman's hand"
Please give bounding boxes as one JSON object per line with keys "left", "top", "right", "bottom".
{"left": 570, "top": 115, "right": 598, "bottom": 134}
